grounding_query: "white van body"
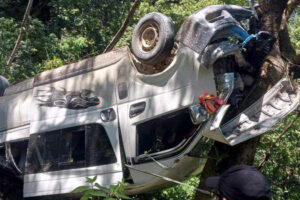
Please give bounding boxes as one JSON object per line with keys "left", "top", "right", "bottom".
{"left": 0, "top": 5, "right": 299, "bottom": 198}
{"left": 1, "top": 45, "right": 217, "bottom": 197}
{"left": 1, "top": 44, "right": 299, "bottom": 198}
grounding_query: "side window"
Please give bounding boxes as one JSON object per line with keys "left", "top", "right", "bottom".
{"left": 137, "top": 109, "right": 198, "bottom": 156}
{"left": 86, "top": 124, "right": 116, "bottom": 166}
{"left": 59, "top": 127, "right": 85, "bottom": 170}
{"left": 44, "top": 131, "right": 60, "bottom": 171}
{"left": 25, "top": 124, "right": 116, "bottom": 174}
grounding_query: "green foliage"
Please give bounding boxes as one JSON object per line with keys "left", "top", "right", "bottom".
{"left": 0, "top": 17, "right": 61, "bottom": 83}
{"left": 117, "top": 0, "right": 223, "bottom": 48}
{"left": 222, "top": 0, "right": 248, "bottom": 6}
{"left": 48, "top": 0, "right": 132, "bottom": 57}
{"left": 73, "top": 176, "right": 131, "bottom": 200}
{"left": 0, "top": 1, "right": 299, "bottom": 199}
{"left": 254, "top": 112, "right": 300, "bottom": 200}
{"left": 289, "top": 7, "right": 300, "bottom": 54}
{"left": 133, "top": 177, "right": 200, "bottom": 200}
{"left": 0, "top": 0, "right": 132, "bottom": 83}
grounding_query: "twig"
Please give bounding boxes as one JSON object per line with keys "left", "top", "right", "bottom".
{"left": 257, "top": 113, "right": 300, "bottom": 171}
{"left": 6, "top": 0, "right": 34, "bottom": 69}
{"left": 103, "top": 0, "right": 141, "bottom": 53}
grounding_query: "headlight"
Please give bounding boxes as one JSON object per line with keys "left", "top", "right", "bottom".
{"left": 189, "top": 104, "right": 209, "bottom": 125}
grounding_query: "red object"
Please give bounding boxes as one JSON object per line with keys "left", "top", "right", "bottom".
{"left": 199, "top": 92, "right": 226, "bottom": 114}
{"left": 205, "top": 101, "right": 216, "bottom": 114}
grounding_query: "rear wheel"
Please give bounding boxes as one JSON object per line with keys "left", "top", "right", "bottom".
{"left": 132, "top": 12, "right": 175, "bottom": 65}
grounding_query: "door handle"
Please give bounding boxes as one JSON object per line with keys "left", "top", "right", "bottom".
{"left": 129, "top": 102, "right": 146, "bottom": 118}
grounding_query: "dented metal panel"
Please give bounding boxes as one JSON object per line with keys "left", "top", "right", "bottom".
{"left": 202, "top": 78, "right": 300, "bottom": 145}
{"left": 200, "top": 41, "right": 246, "bottom": 69}
{"left": 175, "top": 5, "right": 252, "bottom": 55}
{"left": 222, "top": 78, "right": 300, "bottom": 145}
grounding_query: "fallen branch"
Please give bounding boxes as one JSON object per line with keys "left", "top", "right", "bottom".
{"left": 103, "top": 0, "right": 141, "bottom": 53}
{"left": 258, "top": 112, "right": 300, "bottom": 171}
{"left": 6, "top": 0, "right": 33, "bottom": 68}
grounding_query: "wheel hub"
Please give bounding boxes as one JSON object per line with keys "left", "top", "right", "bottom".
{"left": 141, "top": 26, "right": 158, "bottom": 51}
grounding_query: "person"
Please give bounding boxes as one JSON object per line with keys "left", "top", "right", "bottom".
{"left": 205, "top": 165, "right": 271, "bottom": 200}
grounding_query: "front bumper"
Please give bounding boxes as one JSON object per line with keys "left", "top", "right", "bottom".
{"left": 202, "top": 78, "right": 300, "bottom": 145}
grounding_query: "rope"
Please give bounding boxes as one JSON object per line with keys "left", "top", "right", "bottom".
{"left": 125, "top": 164, "right": 211, "bottom": 196}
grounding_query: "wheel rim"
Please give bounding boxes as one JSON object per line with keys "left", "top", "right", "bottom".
{"left": 138, "top": 22, "right": 159, "bottom": 52}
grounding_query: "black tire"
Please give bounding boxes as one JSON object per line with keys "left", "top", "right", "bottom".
{"left": 131, "top": 12, "right": 175, "bottom": 65}
{"left": 0, "top": 76, "right": 9, "bottom": 96}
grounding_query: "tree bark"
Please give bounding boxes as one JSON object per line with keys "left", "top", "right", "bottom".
{"left": 194, "top": 0, "right": 295, "bottom": 199}
{"left": 290, "top": 55, "right": 300, "bottom": 78}
{"left": 103, "top": 0, "right": 141, "bottom": 53}
{"left": 6, "top": 0, "right": 33, "bottom": 68}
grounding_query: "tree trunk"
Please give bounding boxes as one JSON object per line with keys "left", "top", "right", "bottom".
{"left": 194, "top": 0, "right": 295, "bottom": 199}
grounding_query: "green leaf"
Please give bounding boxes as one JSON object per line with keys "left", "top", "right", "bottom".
{"left": 72, "top": 186, "right": 90, "bottom": 193}
{"left": 91, "top": 176, "right": 97, "bottom": 183}
{"left": 80, "top": 194, "right": 90, "bottom": 200}
{"left": 80, "top": 190, "right": 94, "bottom": 200}
{"left": 95, "top": 183, "right": 110, "bottom": 193}
{"left": 115, "top": 193, "right": 131, "bottom": 199}
{"left": 103, "top": 198, "right": 117, "bottom": 200}
{"left": 90, "top": 190, "right": 107, "bottom": 197}
{"left": 86, "top": 176, "right": 97, "bottom": 183}
{"left": 109, "top": 185, "right": 118, "bottom": 194}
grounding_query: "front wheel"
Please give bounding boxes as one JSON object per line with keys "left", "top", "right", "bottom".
{"left": 131, "top": 12, "right": 175, "bottom": 65}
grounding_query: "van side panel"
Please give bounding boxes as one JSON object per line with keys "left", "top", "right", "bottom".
{"left": 0, "top": 90, "right": 32, "bottom": 132}
{"left": 23, "top": 49, "right": 131, "bottom": 198}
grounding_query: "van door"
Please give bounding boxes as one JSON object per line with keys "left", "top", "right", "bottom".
{"left": 23, "top": 121, "right": 123, "bottom": 198}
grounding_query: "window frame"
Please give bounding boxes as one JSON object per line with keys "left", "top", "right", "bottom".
{"left": 25, "top": 123, "right": 117, "bottom": 174}
{"left": 134, "top": 108, "right": 199, "bottom": 163}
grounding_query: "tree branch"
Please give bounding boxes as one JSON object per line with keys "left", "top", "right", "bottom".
{"left": 6, "top": 0, "right": 33, "bottom": 68}
{"left": 257, "top": 112, "right": 300, "bottom": 171}
{"left": 103, "top": 0, "right": 141, "bottom": 53}
{"left": 286, "top": 54, "right": 300, "bottom": 78}
{"left": 279, "top": 0, "right": 300, "bottom": 58}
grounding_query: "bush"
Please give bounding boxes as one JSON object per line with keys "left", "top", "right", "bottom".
{"left": 73, "top": 176, "right": 131, "bottom": 200}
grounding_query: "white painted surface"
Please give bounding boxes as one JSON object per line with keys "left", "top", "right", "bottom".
{"left": 0, "top": 125, "right": 30, "bottom": 143}
{"left": 117, "top": 46, "right": 216, "bottom": 157}
{"left": 24, "top": 170, "right": 123, "bottom": 197}
{"left": 0, "top": 89, "right": 32, "bottom": 132}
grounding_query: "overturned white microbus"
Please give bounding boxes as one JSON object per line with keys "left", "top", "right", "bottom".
{"left": 0, "top": 5, "right": 299, "bottom": 198}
